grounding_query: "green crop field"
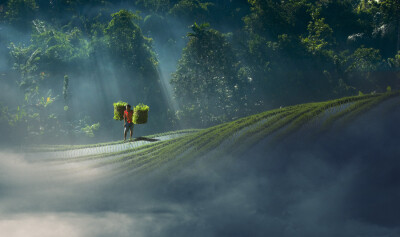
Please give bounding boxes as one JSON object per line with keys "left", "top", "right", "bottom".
{"left": 25, "top": 91, "right": 400, "bottom": 179}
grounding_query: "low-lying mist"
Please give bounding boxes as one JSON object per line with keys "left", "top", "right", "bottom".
{"left": 1, "top": 103, "right": 400, "bottom": 237}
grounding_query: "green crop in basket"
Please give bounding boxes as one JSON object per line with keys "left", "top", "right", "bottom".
{"left": 113, "top": 101, "right": 127, "bottom": 120}
{"left": 133, "top": 103, "right": 149, "bottom": 124}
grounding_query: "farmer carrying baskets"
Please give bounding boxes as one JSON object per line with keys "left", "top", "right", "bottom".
{"left": 124, "top": 104, "right": 134, "bottom": 141}
{"left": 113, "top": 101, "right": 149, "bottom": 142}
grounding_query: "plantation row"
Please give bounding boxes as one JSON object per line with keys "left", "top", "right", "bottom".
{"left": 27, "top": 129, "right": 202, "bottom": 152}
{"left": 27, "top": 91, "right": 400, "bottom": 177}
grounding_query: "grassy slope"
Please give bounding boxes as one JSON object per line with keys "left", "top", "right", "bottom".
{"left": 29, "top": 91, "right": 400, "bottom": 176}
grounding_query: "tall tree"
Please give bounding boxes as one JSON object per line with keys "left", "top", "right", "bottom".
{"left": 104, "top": 10, "right": 154, "bottom": 71}
{"left": 104, "top": 10, "right": 169, "bottom": 130}
{"left": 171, "top": 23, "right": 244, "bottom": 127}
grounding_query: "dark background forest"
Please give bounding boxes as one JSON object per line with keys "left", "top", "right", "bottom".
{"left": 0, "top": 0, "right": 399, "bottom": 144}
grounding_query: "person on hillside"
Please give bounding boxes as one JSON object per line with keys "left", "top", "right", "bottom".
{"left": 124, "top": 104, "right": 134, "bottom": 141}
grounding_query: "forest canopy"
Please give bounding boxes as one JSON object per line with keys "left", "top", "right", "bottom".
{"left": 0, "top": 0, "right": 399, "bottom": 144}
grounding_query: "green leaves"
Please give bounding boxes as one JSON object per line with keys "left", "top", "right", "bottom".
{"left": 134, "top": 103, "right": 150, "bottom": 112}
{"left": 388, "top": 51, "right": 400, "bottom": 68}
{"left": 301, "top": 15, "right": 333, "bottom": 55}
{"left": 187, "top": 22, "right": 210, "bottom": 37}
{"left": 31, "top": 25, "right": 90, "bottom": 63}
{"left": 347, "top": 47, "right": 382, "bottom": 72}
{"left": 380, "top": 0, "right": 400, "bottom": 23}
{"left": 81, "top": 123, "right": 101, "bottom": 138}
{"left": 169, "top": 0, "right": 212, "bottom": 21}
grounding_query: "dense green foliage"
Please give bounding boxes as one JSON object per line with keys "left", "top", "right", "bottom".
{"left": 1, "top": 0, "right": 400, "bottom": 144}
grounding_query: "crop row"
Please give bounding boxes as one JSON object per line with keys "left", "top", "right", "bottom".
{"left": 32, "top": 91, "right": 400, "bottom": 178}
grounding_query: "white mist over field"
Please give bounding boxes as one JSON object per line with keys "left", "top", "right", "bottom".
{"left": 1, "top": 102, "right": 400, "bottom": 237}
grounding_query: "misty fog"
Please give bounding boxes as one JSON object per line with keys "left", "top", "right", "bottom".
{"left": 1, "top": 1, "right": 400, "bottom": 236}
{"left": 1, "top": 100, "right": 399, "bottom": 237}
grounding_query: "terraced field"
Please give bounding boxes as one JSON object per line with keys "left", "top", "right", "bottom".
{"left": 25, "top": 91, "right": 400, "bottom": 178}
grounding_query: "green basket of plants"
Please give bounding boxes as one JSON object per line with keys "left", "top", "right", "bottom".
{"left": 113, "top": 101, "right": 127, "bottom": 120}
{"left": 133, "top": 103, "right": 149, "bottom": 124}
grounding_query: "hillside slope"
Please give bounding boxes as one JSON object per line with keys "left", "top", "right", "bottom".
{"left": 26, "top": 91, "right": 400, "bottom": 178}
{"left": 5, "top": 91, "right": 400, "bottom": 236}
